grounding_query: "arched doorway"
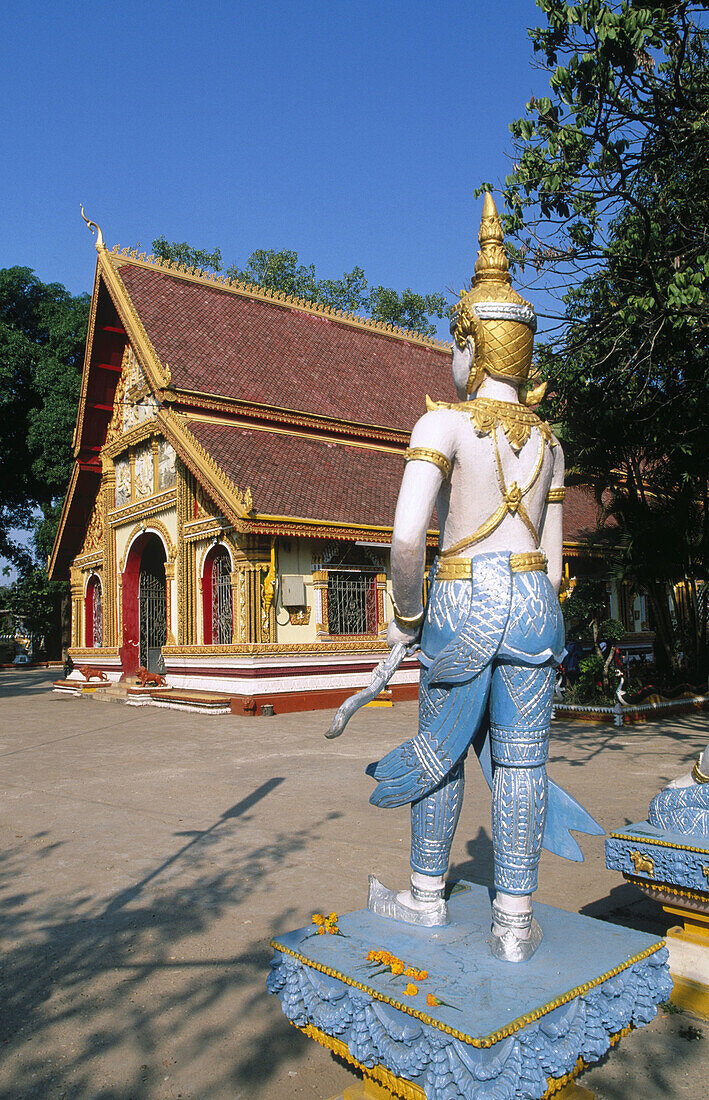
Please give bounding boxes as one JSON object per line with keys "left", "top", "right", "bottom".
{"left": 84, "top": 575, "right": 103, "bottom": 648}
{"left": 121, "top": 533, "right": 168, "bottom": 675}
{"left": 202, "top": 545, "right": 233, "bottom": 644}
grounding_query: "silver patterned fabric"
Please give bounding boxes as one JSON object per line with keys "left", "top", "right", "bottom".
{"left": 367, "top": 550, "right": 572, "bottom": 893}
{"left": 649, "top": 784, "right": 709, "bottom": 838}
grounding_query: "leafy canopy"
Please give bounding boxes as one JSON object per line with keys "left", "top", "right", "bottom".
{"left": 0, "top": 267, "right": 90, "bottom": 568}
{"left": 152, "top": 239, "right": 447, "bottom": 339}
{"left": 484, "top": 1, "right": 709, "bottom": 675}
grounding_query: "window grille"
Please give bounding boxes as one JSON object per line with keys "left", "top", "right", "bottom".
{"left": 139, "top": 567, "right": 167, "bottom": 670}
{"left": 211, "top": 552, "right": 233, "bottom": 644}
{"left": 327, "top": 571, "right": 377, "bottom": 636}
{"left": 92, "top": 580, "right": 103, "bottom": 648}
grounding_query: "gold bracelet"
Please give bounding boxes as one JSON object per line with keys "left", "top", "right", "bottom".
{"left": 692, "top": 755, "right": 709, "bottom": 784}
{"left": 392, "top": 602, "right": 425, "bottom": 630}
{"left": 545, "top": 487, "right": 566, "bottom": 503}
{"left": 404, "top": 447, "right": 452, "bottom": 480}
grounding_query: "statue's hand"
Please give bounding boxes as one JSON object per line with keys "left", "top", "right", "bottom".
{"left": 387, "top": 619, "right": 421, "bottom": 650}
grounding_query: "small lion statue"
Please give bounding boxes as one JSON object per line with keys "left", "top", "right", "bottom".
{"left": 78, "top": 665, "right": 109, "bottom": 682}
{"left": 135, "top": 666, "right": 168, "bottom": 688}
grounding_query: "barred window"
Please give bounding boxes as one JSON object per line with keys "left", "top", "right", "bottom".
{"left": 211, "top": 550, "right": 233, "bottom": 644}
{"left": 327, "top": 571, "right": 377, "bottom": 636}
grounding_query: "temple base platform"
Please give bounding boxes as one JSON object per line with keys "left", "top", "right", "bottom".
{"left": 268, "top": 880, "right": 670, "bottom": 1100}
{"left": 606, "top": 821, "right": 709, "bottom": 1019}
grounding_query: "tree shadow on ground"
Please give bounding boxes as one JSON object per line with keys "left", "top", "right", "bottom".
{"left": 0, "top": 777, "right": 341, "bottom": 1099}
{"left": 549, "top": 713, "right": 708, "bottom": 773}
{"left": 0, "top": 669, "right": 61, "bottom": 699}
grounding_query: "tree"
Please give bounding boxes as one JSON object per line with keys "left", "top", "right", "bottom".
{"left": 562, "top": 576, "right": 624, "bottom": 691}
{"left": 0, "top": 268, "right": 90, "bottom": 657}
{"left": 484, "top": 1, "right": 709, "bottom": 677}
{"left": 152, "top": 240, "right": 447, "bottom": 338}
{"left": 0, "top": 267, "right": 90, "bottom": 567}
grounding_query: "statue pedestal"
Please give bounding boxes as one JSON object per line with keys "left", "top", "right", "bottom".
{"left": 606, "top": 821, "right": 709, "bottom": 1018}
{"left": 268, "top": 880, "right": 670, "bottom": 1100}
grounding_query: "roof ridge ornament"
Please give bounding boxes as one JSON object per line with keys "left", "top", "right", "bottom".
{"left": 80, "top": 205, "right": 105, "bottom": 252}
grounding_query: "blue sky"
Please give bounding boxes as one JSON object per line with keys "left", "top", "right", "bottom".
{"left": 2, "top": 0, "right": 551, "bottom": 327}
{"left": 1, "top": 1, "right": 553, "bottom": 581}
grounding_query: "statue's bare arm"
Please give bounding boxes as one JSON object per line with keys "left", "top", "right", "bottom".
{"left": 387, "top": 411, "right": 457, "bottom": 647}
{"left": 539, "top": 441, "right": 565, "bottom": 594}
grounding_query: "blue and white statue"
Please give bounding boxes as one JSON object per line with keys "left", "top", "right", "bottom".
{"left": 366, "top": 195, "right": 603, "bottom": 962}
{"left": 648, "top": 744, "right": 709, "bottom": 837}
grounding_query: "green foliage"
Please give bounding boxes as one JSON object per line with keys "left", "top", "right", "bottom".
{"left": 0, "top": 267, "right": 90, "bottom": 567}
{"left": 489, "top": 1, "right": 709, "bottom": 677}
{"left": 153, "top": 240, "right": 447, "bottom": 338}
{"left": 152, "top": 236, "right": 223, "bottom": 273}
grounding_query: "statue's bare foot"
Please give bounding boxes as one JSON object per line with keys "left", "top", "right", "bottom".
{"left": 367, "top": 875, "right": 449, "bottom": 926}
{"left": 489, "top": 899, "right": 542, "bottom": 962}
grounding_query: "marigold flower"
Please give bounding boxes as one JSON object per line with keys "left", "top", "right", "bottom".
{"left": 390, "top": 961, "right": 405, "bottom": 976}
{"left": 416, "top": 970, "right": 429, "bottom": 981}
{"left": 328, "top": 912, "right": 338, "bottom": 923}
{"left": 311, "top": 913, "right": 325, "bottom": 925}
{"left": 404, "top": 967, "right": 416, "bottom": 977}
{"left": 327, "top": 925, "right": 338, "bottom": 934}
{"left": 316, "top": 926, "right": 326, "bottom": 935}
{"left": 426, "top": 993, "right": 440, "bottom": 1007}
{"left": 403, "top": 983, "right": 418, "bottom": 996}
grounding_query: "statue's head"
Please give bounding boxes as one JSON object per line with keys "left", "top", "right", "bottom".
{"left": 451, "top": 194, "right": 543, "bottom": 405}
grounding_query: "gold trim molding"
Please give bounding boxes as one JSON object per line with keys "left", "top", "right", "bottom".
{"left": 162, "top": 639, "right": 391, "bottom": 656}
{"left": 108, "top": 489, "right": 177, "bottom": 526}
{"left": 611, "top": 831, "right": 709, "bottom": 857}
{"left": 270, "top": 939, "right": 663, "bottom": 1048}
{"left": 118, "top": 519, "right": 176, "bottom": 571}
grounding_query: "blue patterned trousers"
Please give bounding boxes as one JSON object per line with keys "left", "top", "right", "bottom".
{"left": 411, "top": 661, "right": 554, "bottom": 894}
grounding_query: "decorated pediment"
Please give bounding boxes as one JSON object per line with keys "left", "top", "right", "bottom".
{"left": 79, "top": 494, "right": 103, "bottom": 557}
{"left": 105, "top": 346, "right": 159, "bottom": 449}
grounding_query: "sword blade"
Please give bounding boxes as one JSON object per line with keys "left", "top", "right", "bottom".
{"left": 324, "top": 642, "right": 416, "bottom": 739}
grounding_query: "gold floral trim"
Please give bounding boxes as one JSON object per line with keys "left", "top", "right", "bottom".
{"left": 293, "top": 1019, "right": 632, "bottom": 1100}
{"left": 269, "top": 939, "right": 664, "bottom": 1048}
{"left": 624, "top": 873, "right": 709, "bottom": 906}
{"left": 295, "top": 1022, "right": 425, "bottom": 1099}
{"left": 611, "top": 831, "right": 709, "bottom": 856}
{"left": 426, "top": 395, "right": 556, "bottom": 451}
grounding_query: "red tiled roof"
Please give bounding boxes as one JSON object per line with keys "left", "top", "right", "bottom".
{"left": 117, "top": 263, "right": 454, "bottom": 431}
{"left": 187, "top": 419, "right": 602, "bottom": 542}
{"left": 564, "top": 485, "right": 609, "bottom": 541}
{"left": 188, "top": 420, "right": 405, "bottom": 528}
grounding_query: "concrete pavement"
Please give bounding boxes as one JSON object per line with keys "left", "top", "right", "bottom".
{"left": 0, "top": 668, "right": 708, "bottom": 1098}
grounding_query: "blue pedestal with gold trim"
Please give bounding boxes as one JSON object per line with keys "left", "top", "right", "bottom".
{"left": 268, "top": 881, "right": 670, "bottom": 1099}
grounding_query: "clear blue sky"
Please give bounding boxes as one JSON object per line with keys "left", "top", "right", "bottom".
{"left": 2, "top": 0, "right": 551, "bottom": 335}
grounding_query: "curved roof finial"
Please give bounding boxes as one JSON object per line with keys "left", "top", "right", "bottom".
{"left": 80, "top": 205, "right": 105, "bottom": 252}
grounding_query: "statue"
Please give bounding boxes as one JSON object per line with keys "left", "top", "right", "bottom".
{"left": 648, "top": 744, "right": 709, "bottom": 836}
{"left": 365, "top": 194, "right": 602, "bottom": 961}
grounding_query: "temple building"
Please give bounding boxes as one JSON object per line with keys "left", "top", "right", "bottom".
{"left": 49, "top": 229, "right": 652, "bottom": 712}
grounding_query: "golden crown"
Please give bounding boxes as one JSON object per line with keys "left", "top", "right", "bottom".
{"left": 452, "top": 194, "right": 542, "bottom": 402}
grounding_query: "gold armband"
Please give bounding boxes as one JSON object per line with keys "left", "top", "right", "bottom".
{"left": 545, "top": 487, "right": 566, "bottom": 503}
{"left": 692, "top": 755, "right": 709, "bottom": 784}
{"left": 404, "top": 446, "right": 452, "bottom": 480}
{"left": 392, "top": 601, "right": 425, "bottom": 630}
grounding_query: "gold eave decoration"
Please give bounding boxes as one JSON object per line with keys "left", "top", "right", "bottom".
{"left": 425, "top": 395, "right": 556, "bottom": 451}
{"left": 157, "top": 408, "right": 253, "bottom": 530}
{"left": 99, "top": 250, "right": 172, "bottom": 392}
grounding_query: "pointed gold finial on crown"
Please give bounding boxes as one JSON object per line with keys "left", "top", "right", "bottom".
{"left": 451, "top": 194, "right": 539, "bottom": 400}
{"left": 473, "top": 192, "right": 510, "bottom": 284}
